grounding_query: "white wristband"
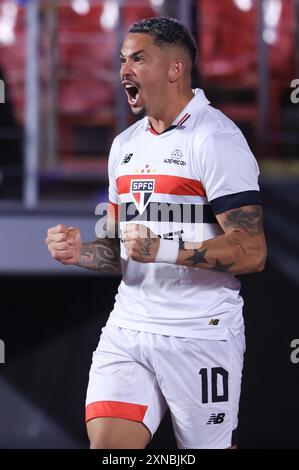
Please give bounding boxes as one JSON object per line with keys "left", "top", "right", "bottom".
{"left": 155, "top": 239, "right": 179, "bottom": 264}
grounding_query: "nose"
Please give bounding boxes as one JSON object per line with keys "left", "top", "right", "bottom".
{"left": 120, "top": 60, "right": 133, "bottom": 80}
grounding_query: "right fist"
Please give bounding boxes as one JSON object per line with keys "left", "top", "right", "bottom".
{"left": 45, "top": 224, "right": 82, "bottom": 265}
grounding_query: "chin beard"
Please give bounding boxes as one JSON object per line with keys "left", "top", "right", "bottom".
{"left": 131, "top": 106, "right": 146, "bottom": 118}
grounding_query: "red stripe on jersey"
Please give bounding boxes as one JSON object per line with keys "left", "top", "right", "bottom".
{"left": 85, "top": 401, "right": 148, "bottom": 423}
{"left": 108, "top": 202, "right": 119, "bottom": 219}
{"left": 178, "top": 114, "right": 191, "bottom": 127}
{"left": 177, "top": 113, "right": 189, "bottom": 126}
{"left": 117, "top": 174, "right": 206, "bottom": 197}
{"left": 148, "top": 127, "right": 159, "bottom": 135}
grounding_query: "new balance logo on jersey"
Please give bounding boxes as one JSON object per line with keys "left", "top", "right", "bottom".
{"left": 130, "top": 179, "right": 155, "bottom": 215}
{"left": 121, "top": 153, "right": 133, "bottom": 165}
{"left": 206, "top": 413, "right": 225, "bottom": 425}
{"left": 209, "top": 319, "right": 219, "bottom": 326}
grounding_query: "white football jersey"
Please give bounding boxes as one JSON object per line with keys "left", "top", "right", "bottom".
{"left": 106, "top": 89, "right": 261, "bottom": 339}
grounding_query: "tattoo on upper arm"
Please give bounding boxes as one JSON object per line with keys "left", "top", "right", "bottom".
{"left": 223, "top": 206, "right": 263, "bottom": 235}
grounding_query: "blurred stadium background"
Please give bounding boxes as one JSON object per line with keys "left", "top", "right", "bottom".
{"left": 0, "top": 0, "right": 298, "bottom": 449}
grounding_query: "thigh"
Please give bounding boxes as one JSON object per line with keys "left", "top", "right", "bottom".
{"left": 86, "top": 325, "right": 168, "bottom": 447}
{"left": 87, "top": 417, "right": 151, "bottom": 449}
{"left": 154, "top": 329, "right": 245, "bottom": 449}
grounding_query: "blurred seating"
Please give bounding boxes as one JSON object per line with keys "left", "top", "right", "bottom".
{"left": 0, "top": 0, "right": 297, "bottom": 199}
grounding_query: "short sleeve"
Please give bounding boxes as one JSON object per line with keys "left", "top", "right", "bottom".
{"left": 200, "top": 129, "right": 262, "bottom": 215}
{"left": 108, "top": 137, "right": 120, "bottom": 205}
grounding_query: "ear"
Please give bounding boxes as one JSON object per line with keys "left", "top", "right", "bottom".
{"left": 168, "top": 61, "right": 184, "bottom": 83}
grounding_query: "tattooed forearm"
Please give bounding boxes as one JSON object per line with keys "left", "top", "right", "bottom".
{"left": 185, "top": 248, "right": 208, "bottom": 266}
{"left": 227, "top": 236, "right": 247, "bottom": 257}
{"left": 178, "top": 237, "right": 258, "bottom": 274}
{"left": 223, "top": 206, "right": 264, "bottom": 235}
{"left": 182, "top": 248, "right": 234, "bottom": 273}
{"left": 78, "top": 237, "right": 121, "bottom": 273}
{"left": 176, "top": 205, "right": 266, "bottom": 274}
{"left": 211, "top": 259, "right": 234, "bottom": 272}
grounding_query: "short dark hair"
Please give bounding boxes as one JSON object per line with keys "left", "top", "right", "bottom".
{"left": 129, "top": 17, "right": 198, "bottom": 66}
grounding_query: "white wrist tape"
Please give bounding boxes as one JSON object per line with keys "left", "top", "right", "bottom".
{"left": 155, "top": 239, "right": 179, "bottom": 264}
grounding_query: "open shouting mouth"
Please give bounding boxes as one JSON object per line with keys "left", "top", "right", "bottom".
{"left": 123, "top": 81, "right": 141, "bottom": 106}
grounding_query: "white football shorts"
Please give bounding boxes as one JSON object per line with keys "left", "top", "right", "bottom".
{"left": 85, "top": 324, "right": 245, "bottom": 449}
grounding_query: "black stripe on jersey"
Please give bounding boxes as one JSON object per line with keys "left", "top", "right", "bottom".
{"left": 210, "top": 190, "right": 262, "bottom": 215}
{"left": 178, "top": 114, "right": 191, "bottom": 127}
{"left": 120, "top": 203, "right": 217, "bottom": 224}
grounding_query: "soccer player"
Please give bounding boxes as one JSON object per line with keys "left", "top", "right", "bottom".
{"left": 46, "top": 17, "right": 267, "bottom": 449}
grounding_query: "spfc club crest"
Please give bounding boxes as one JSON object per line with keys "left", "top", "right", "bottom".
{"left": 130, "top": 179, "right": 155, "bottom": 215}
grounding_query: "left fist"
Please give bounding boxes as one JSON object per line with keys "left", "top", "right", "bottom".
{"left": 123, "top": 224, "right": 160, "bottom": 263}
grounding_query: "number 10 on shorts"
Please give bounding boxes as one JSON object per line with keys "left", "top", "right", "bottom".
{"left": 199, "top": 367, "right": 229, "bottom": 403}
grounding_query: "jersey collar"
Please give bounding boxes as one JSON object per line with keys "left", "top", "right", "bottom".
{"left": 144, "top": 88, "right": 210, "bottom": 135}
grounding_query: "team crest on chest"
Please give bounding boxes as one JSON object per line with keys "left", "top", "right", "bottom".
{"left": 130, "top": 179, "right": 155, "bottom": 215}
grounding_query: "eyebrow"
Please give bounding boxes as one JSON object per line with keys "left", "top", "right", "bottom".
{"left": 120, "top": 49, "right": 147, "bottom": 59}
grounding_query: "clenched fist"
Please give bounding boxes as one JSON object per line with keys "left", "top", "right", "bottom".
{"left": 45, "top": 224, "right": 82, "bottom": 265}
{"left": 123, "top": 224, "right": 160, "bottom": 263}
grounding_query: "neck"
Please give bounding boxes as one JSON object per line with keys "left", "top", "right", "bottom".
{"left": 148, "top": 89, "right": 194, "bottom": 134}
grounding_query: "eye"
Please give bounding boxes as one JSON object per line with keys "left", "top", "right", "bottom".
{"left": 120, "top": 57, "right": 126, "bottom": 64}
{"left": 134, "top": 56, "right": 143, "bottom": 63}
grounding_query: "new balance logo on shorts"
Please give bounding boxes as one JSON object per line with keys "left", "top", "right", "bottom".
{"left": 206, "top": 413, "right": 226, "bottom": 425}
